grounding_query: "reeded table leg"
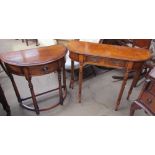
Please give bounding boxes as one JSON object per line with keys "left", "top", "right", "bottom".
{"left": 70, "top": 60, "right": 74, "bottom": 89}
{"left": 127, "top": 68, "right": 142, "bottom": 100}
{"left": 115, "top": 70, "right": 130, "bottom": 111}
{"left": 78, "top": 63, "right": 84, "bottom": 103}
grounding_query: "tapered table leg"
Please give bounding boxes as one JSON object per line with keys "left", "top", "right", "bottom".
{"left": 127, "top": 68, "right": 142, "bottom": 100}
{"left": 69, "top": 60, "right": 75, "bottom": 89}
{"left": 78, "top": 63, "right": 83, "bottom": 103}
{"left": 115, "top": 70, "right": 129, "bottom": 111}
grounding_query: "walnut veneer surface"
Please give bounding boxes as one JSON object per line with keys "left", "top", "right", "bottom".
{"left": 68, "top": 41, "right": 150, "bottom": 61}
{"left": 0, "top": 45, "right": 67, "bottom": 66}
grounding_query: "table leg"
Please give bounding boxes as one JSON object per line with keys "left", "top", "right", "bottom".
{"left": 57, "top": 68, "right": 63, "bottom": 105}
{"left": 0, "top": 85, "right": 11, "bottom": 116}
{"left": 115, "top": 70, "right": 129, "bottom": 111}
{"left": 78, "top": 63, "right": 83, "bottom": 103}
{"left": 62, "top": 60, "right": 67, "bottom": 91}
{"left": 25, "top": 76, "right": 40, "bottom": 114}
{"left": 69, "top": 60, "right": 75, "bottom": 89}
{"left": 8, "top": 71, "right": 22, "bottom": 103}
{"left": 127, "top": 68, "right": 142, "bottom": 100}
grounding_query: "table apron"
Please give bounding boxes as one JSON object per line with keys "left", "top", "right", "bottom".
{"left": 5, "top": 59, "right": 64, "bottom": 76}
{"left": 70, "top": 52, "right": 145, "bottom": 71}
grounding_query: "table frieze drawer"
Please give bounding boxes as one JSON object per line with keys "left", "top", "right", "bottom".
{"left": 28, "top": 62, "right": 59, "bottom": 76}
{"left": 6, "top": 64, "right": 23, "bottom": 76}
{"left": 86, "top": 56, "right": 126, "bottom": 68}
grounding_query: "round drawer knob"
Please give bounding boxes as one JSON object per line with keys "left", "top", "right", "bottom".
{"left": 42, "top": 66, "right": 49, "bottom": 73}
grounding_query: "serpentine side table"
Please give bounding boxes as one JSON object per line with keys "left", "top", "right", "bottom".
{"left": 0, "top": 45, "right": 67, "bottom": 115}
{"left": 67, "top": 41, "right": 151, "bottom": 111}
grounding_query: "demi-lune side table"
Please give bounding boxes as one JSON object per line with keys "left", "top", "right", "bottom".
{"left": 0, "top": 45, "right": 67, "bottom": 115}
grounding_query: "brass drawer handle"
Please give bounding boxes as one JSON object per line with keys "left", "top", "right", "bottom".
{"left": 42, "top": 66, "right": 49, "bottom": 73}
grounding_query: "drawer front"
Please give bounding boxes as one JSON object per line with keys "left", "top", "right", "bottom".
{"left": 139, "top": 92, "right": 155, "bottom": 113}
{"left": 6, "top": 64, "right": 24, "bottom": 76}
{"left": 28, "top": 61, "right": 61, "bottom": 76}
{"left": 69, "top": 52, "right": 127, "bottom": 69}
{"left": 86, "top": 56, "right": 126, "bottom": 69}
{"left": 5, "top": 59, "right": 64, "bottom": 76}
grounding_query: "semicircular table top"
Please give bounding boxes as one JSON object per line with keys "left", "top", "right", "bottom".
{"left": 0, "top": 45, "right": 67, "bottom": 66}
